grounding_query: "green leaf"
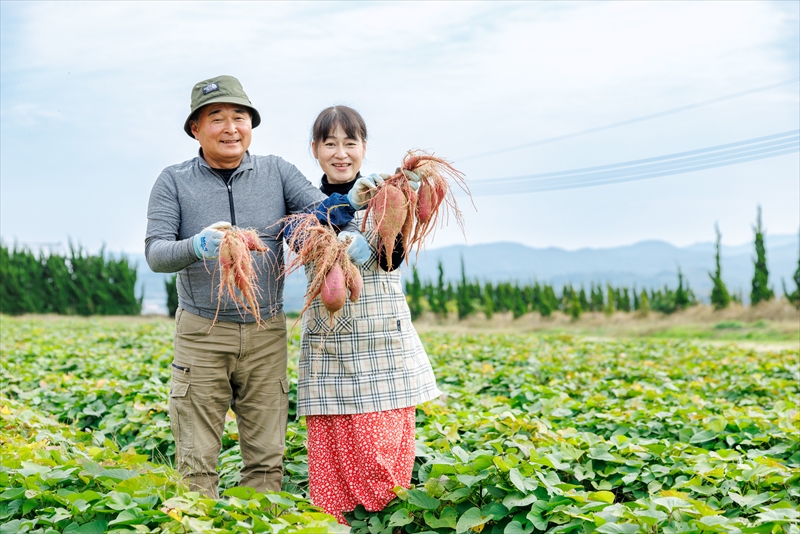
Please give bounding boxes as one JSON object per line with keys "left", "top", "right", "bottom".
{"left": 451, "top": 446, "right": 469, "bottom": 463}
{"left": 108, "top": 508, "right": 148, "bottom": 526}
{"left": 456, "top": 472, "right": 490, "bottom": 487}
{"left": 0, "top": 521, "right": 23, "bottom": 534}
{"left": 504, "top": 520, "right": 534, "bottom": 534}
{"left": 502, "top": 493, "right": 539, "bottom": 509}
{"left": 456, "top": 507, "right": 493, "bottom": 534}
{"left": 223, "top": 486, "right": 258, "bottom": 500}
{"left": 727, "top": 492, "right": 772, "bottom": 510}
{"left": 690, "top": 430, "right": 718, "bottom": 444}
{"left": 595, "top": 523, "right": 640, "bottom": 533}
{"left": 388, "top": 509, "right": 414, "bottom": 527}
{"left": 105, "top": 492, "right": 134, "bottom": 511}
{"left": 264, "top": 493, "right": 297, "bottom": 507}
{"left": 424, "top": 507, "right": 458, "bottom": 529}
{"left": 482, "top": 502, "right": 510, "bottom": 520}
{"left": 66, "top": 491, "right": 103, "bottom": 504}
{"left": 96, "top": 469, "right": 136, "bottom": 481}
{"left": 588, "top": 447, "right": 616, "bottom": 462}
{"left": 653, "top": 497, "right": 691, "bottom": 513}
{"left": 407, "top": 489, "right": 440, "bottom": 511}
{"left": 63, "top": 520, "right": 108, "bottom": 534}
{"left": 526, "top": 501, "right": 549, "bottom": 531}
{"left": 0, "top": 489, "right": 25, "bottom": 501}
{"left": 509, "top": 468, "right": 537, "bottom": 493}
{"left": 589, "top": 491, "right": 615, "bottom": 504}
{"left": 755, "top": 508, "right": 800, "bottom": 522}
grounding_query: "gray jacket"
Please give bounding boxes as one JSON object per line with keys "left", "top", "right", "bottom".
{"left": 146, "top": 152, "right": 335, "bottom": 323}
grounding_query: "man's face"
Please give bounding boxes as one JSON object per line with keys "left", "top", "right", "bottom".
{"left": 190, "top": 103, "right": 252, "bottom": 169}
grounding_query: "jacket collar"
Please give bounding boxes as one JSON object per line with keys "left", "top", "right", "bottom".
{"left": 320, "top": 172, "right": 360, "bottom": 196}
{"left": 196, "top": 149, "right": 254, "bottom": 175}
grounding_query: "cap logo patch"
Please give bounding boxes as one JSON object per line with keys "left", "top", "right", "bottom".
{"left": 202, "top": 83, "right": 219, "bottom": 95}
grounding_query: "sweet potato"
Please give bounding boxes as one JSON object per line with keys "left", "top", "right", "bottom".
{"left": 211, "top": 226, "right": 269, "bottom": 326}
{"left": 279, "top": 212, "right": 364, "bottom": 321}
{"left": 362, "top": 149, "right": 471, "bottom": 266}
{"left": 321, "top": 262, "right": 347, "bottom": 312}
{"left": 371, "top": 184, "right": 408, "bottom": 268}
{"left": 345, "top": 260, "right": 363, "bottom": 302}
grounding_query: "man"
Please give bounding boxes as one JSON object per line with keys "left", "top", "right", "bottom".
{"left": 146, "top": 75, "right": 374, "bottom": 497}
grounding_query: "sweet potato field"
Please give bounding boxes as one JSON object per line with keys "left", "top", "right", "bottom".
{"left": 1, "top": 316, "right": 798, "bottom": 533}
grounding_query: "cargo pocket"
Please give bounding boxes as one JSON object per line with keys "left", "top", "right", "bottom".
{"left": 168, "top": 376, "right": 193, "bottom": 453}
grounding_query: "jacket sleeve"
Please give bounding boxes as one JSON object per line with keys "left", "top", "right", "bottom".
{"left": 144, "top": 171, "right": 198, "bottom": 273}
{"left": 279, "top": 159, "right": 356, "bottom": 228}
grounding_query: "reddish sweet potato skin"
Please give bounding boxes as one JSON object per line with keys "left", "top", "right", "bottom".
{"left": 321, "top": 262, "right": 347, "bottom": 313}
{"left": 345, "top": 262, "right": 363, "bottom": 302}
{"left": 416, "top": 182, "right": 438, "bottom": 224}
{"left": 373, "top": 185, "right": 407, "bottom": 243}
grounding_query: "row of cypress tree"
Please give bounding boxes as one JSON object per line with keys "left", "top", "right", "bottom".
{"left": 710, "top": 206, "right": 800, "bottom": 310}
{"left": 0, "top": 243, "right": 142, "bottom": 315}
{"left": 405, "top": 260, "right": 699, "bottom": 321}
{"left": 407, "top": 207, "right": 800, "bottom": 320}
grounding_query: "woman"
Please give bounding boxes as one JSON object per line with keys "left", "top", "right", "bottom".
{"left": 296, "top": 105, "right": 442, "bottom": 524}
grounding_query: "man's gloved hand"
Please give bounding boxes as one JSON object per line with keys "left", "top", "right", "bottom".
{"left": 402, "top": 169, "right": 421, "bottom": 192}
{"left": 347, "top": 174, "right": 385, "bottom": 210}
{"left": 193, "top": 221, "right": 231, "bottom": 260}
{"left": 338, "top": 231, "right": 370, "bottom": 266}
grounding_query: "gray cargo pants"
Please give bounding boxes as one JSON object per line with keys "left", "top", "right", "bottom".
{"left": 169, "top": 308, "right": 289, "bottom": 498}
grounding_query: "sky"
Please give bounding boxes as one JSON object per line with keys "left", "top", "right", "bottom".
{"left": 1, "top": 1, "right": 798, "bottom": 256}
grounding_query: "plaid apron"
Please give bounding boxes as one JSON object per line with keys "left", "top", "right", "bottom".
{"left": 297, "top": 211, "right": 441, "bottom": 416}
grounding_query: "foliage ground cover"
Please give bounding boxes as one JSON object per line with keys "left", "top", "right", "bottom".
{"left": 1, "top": 315, "right": 798, "bottom": 533}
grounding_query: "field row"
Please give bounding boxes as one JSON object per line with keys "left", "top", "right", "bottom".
{"left": 1, "top": 316, "right": 798, "bottom": 533}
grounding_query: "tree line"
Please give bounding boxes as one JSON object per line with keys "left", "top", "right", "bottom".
{"left": 404, "top": 260, "right": 703, "bottom": 321}
{"left": 0, "top": 243, "right": 142, "bottom": 315}
{"left": 407, "top": 207, "right": 800, "bottom": 320}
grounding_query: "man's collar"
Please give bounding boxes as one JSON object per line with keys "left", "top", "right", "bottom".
{"left": 197, "top": 149, "right": 253, "bottom": 172}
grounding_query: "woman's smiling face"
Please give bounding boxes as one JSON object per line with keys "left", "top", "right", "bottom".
{"left": 312, "top": 125, "right": 366, "bottom": 184}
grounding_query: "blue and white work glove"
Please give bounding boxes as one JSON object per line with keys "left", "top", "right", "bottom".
{"left": 346, "top": 171, "right": 421, "bottom": 209}
{"left": 402, "top": 169, "right": 421, "bottom": 192}
{"left": 346, "top": 174, "right": 382, "bottom": 210}
{"left": 338, "top": 231, "right": 370, "bottom": 266}
{"left": 193, "top": 221, "right": 231, "bottom": 260}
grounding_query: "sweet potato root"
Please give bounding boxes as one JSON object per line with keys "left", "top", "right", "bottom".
{"left": 280, "top": 213, "right": 363, "bottom": 318}
{"left": 362, "top": 149, "right": 471, "bottom": 267}
{"left": 212, "top": 227, "right": 270, "bottom": 325}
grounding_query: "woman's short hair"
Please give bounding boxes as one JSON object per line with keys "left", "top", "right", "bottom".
{"left": 311, "top": 105, "right": 367, "bottom": 145}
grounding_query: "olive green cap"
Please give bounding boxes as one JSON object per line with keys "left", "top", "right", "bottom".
{"left": 183, "top": 75, "right": 261, "bottom": 137}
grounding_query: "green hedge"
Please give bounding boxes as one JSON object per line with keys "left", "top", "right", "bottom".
{"left": 0, "top": 242, "right": 142, "bottom": 315}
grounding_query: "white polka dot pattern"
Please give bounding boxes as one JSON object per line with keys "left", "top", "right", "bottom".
{"left": 306, "top": 407, "right": 416, "bottom": 525}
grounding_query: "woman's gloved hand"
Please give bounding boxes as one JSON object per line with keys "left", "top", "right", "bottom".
{"left": 347, "top": 174, "right": 382, "bottom": 210}
{"left": 402, "top": 169, "right": 421, "bottom": 192}
{"left": 338, "top": 231, "right": 370, "bottom": 265}
{"left": 193, "top": 221, "right": 231, "bottom": 259}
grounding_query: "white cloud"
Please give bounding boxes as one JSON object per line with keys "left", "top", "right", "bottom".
{"left": 0, "top": 1, "right": 797, "bottom": 254}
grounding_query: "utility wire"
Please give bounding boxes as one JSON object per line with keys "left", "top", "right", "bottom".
{"left": 463, "top": 130, "right": 799, "bottom": 196}
{"left": 488, "top": 131, "right": 798, "bottom": 182}
{"left": 458, "top": 78, "right": 800, "bottom": 161}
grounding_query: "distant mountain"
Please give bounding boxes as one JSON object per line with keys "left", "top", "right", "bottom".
{"left": 134, "top": 233, "right": 799, "bottom": 314}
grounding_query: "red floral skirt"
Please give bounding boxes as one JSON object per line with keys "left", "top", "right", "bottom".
{"left": 306, "top": 407, "right": 417, "bottom": 524}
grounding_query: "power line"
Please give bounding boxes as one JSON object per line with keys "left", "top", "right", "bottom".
{"left": 463, "top": 130, "right": 799, "bottom": 196}
{"left": 458, "top": 78, "right": 800, "bottom": 162}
